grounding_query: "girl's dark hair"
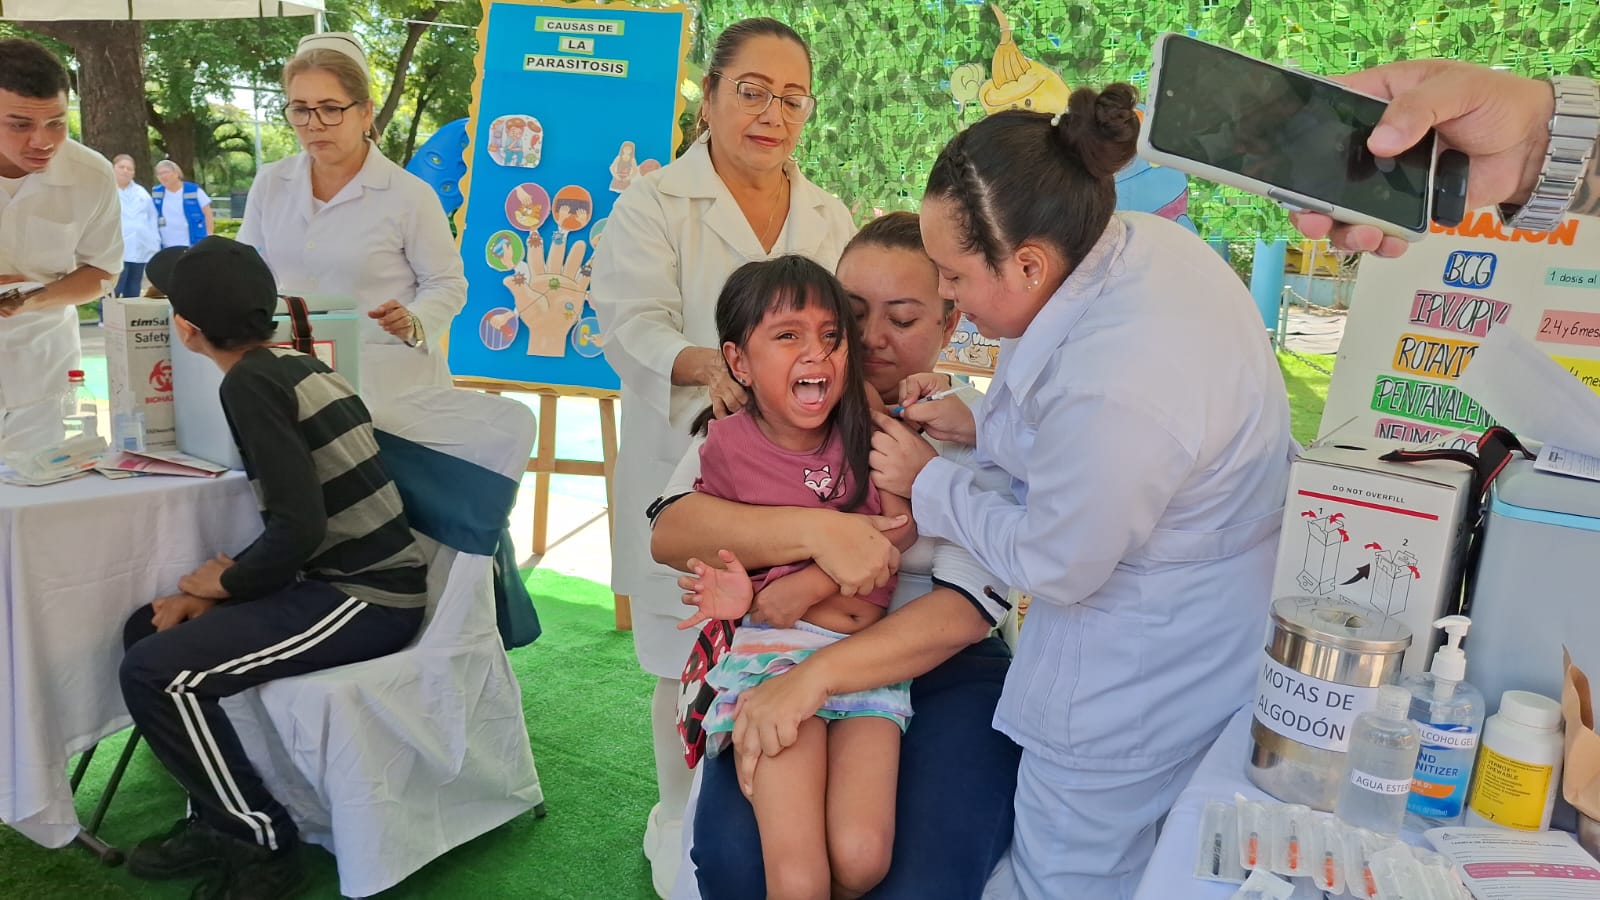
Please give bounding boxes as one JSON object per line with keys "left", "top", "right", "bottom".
{"left": 692, "top": 255, "right": 874, "bottom": 511}
{"left": 841, "top": 211, "right": 953, "bottom": 318}
{"left": 695, "top": 18, "right": 813, "bottom": 140}
{"left": 925, "top": 83, "right": 1139, "bottom": 271}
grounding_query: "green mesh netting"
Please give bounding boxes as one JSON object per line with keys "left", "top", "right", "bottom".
{"left": 695, "top": 0, "right": 1600, "bottom": 238}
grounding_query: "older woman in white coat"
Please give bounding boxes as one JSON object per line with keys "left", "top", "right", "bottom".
{"left": 588, "top": 17, "right": 855, "bottom": 897}
{"left": 238, "top": 33, "right": 465, "bottom": 419}
{"left": 862, "top": 87, "right": 1297, "bottom": 899}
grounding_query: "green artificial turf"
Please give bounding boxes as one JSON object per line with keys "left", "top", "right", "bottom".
{"left": 0, "top": 569, "right": 660, "bottom": 900}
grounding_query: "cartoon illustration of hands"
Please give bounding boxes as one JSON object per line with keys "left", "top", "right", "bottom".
{"left": 490, "top": 237, "right": 590, "bottom": 357}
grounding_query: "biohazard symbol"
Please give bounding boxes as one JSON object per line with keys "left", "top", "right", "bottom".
{"left": 150, "top": 359, "right": 173, "bottom": 393}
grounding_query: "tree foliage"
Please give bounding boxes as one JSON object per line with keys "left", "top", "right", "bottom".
{"left": 699, "top": 0, "right": 1600, "bottom": 238}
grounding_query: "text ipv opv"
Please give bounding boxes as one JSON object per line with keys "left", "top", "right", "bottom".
{"left": 1536, "top": 309, "right": 1600, "bottom": 348}
{"left": 1392, "top": 332, "right": 1478, "bottom": 380}
{"left": 1409, "top": 290, "right": 1511, "bottom": 338}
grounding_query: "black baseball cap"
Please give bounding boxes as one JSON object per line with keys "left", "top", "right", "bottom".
{"left": 146, "top": 236, "right": 278, "bottom": 342}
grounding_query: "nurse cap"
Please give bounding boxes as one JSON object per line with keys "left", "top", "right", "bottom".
{"left": 296, "top": 32, "right": 368, "bottom": 69}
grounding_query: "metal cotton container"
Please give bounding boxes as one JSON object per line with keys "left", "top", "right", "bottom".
{"left": 1247, "top": 596, "right": 1412, "bottom": 811}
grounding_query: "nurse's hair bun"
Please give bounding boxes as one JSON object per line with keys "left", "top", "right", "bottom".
{"left": 1057, "top": 84, "right": 1139, "bottom": 180}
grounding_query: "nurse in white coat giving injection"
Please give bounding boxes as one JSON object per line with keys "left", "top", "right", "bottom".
{"left": 869, "top": 85, "right": 1297, "bottom": 899}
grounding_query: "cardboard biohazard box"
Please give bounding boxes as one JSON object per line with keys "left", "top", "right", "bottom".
{"left": 103, "top": 297, "right": 176, "bottom": 449}
{"left": 1270, "top": 425, "right": 1475, "bottom": 675}
{"left": 171, "top": 295, "right": 360, "bottom": 470}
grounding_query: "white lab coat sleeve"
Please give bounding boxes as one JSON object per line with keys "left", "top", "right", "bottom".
{"left": 911, "top": 390, "right": 1195, "bottom": 610}
{"left": 143, "top": 190, "right": 160, "bottom": 250}
{"left": 77, "top": 175, "right": 124, "bottom": 277}
{"left": 658, "top": 433, "right": 706, "bottom": 502}
{"left": 236, "top": 176, "right": 268, "bottom": 253}
{"left": 589, "top": 185, "right": 693, "bottom": 423}
{"left": 929, "top": 537, "right": 1009, "bottom": 625}
{"left": 399, "top": 186, "right": 468, "bottom": 353}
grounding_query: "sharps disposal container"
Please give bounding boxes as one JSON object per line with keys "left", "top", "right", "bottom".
{"left": 1248, "top": 597, "right": 1412, "bottom": 811}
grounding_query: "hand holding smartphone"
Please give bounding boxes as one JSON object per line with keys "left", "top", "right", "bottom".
{"left": 1138, "top": 33, "right": 1469, "bottom": 241}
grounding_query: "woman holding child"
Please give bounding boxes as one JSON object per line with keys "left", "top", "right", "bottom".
{"left": 660, "top": 87, "right": 1296, "bottom": 899}
{"left": 652, "top": 211, "right": 1022, "bottom": 900}
{"left": 588, "top": 17, "right": 857, "bottom": 897}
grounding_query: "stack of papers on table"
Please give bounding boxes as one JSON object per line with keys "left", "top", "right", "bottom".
{"left": 1426, "top": 827, "right": 1600, "bottom": 899}
{"left": 0, "top": 465, "right": 94, "bottom": 487}
{"left": 96, "top": 449, "right": 230, "bottom": 479}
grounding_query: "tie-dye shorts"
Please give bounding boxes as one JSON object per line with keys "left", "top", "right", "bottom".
{"left": 701, "top": 619, "right": 913, "bottom": 756}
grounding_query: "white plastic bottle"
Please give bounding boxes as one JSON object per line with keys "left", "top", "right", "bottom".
{"left": 61, "top": 369, "right": 98, "bottom": 440}
{"left": 1403, "top": 616, "right": 1485, "bottom": 826}
{"left": 1337, "top": 684, "right": 1421, "bottom": 836}
{"left": 1465, "top": 690, "right": 1565, "bottom": 831}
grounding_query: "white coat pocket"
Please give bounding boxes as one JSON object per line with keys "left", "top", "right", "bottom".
{"left": 19, "top": 220, "right": 78, "bottom": 282}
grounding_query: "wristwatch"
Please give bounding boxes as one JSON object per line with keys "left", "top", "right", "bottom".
{"left": 1498, "top": 76, "right": 1600, "bottom": 233}
{"left": 403, "top": 311, "right": 427, "bottom": 349}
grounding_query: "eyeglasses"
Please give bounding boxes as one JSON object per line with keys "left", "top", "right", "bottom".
{"left": 281, "top": 101, "right": 364, "bottom": 127}
{"left": 710, "top": 73, "right": 816, "bottom": 124}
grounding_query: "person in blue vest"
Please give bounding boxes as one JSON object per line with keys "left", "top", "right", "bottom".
{"left": 151, "top": 159, "right": 213, "bottom": 249}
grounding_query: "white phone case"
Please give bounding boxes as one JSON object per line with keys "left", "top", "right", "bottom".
{"left": 1137, "top": 32, "right": 1437, "bottom": 241}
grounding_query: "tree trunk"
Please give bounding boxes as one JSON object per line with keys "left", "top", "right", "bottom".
{"left": 22, "top": 20, "right": 153, "bottom": 184}
{"left": 402, "top": 83, "right": 434, "bottom": 166}
{"left": 373, "top": 4, "right": 443, "bottom": 135}
{"left": 147, "top": 105, "right": 199, "bottom": 184}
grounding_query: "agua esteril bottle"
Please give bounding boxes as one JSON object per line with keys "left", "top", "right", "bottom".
{"left": 1336, "top": 685, "right": 1420, "bottom": 836}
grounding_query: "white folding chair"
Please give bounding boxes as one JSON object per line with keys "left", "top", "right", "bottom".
{"left": 222, "top": 388, "right": 544, "bottom": 897}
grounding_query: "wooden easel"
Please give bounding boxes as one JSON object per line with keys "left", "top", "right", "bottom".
{"left": 453, "top": 377, "right": 631, "bottom": 630}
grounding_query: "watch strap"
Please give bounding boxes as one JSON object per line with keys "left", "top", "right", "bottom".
{"left": 1498, "top": 76, "right": 1600, "bottom": 233}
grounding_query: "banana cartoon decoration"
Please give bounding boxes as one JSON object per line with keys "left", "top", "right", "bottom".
{"left": 977, "top": 4, "right": 1072, "bottom": 116}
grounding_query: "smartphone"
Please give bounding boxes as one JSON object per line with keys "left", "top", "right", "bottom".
{"left": 1139, "top": 33, "right": 1467, "bottom": 240}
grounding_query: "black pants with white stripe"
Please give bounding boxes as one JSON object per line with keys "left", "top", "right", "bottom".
{"left": 120, "top": 580, "right": 423, "bottom": 850}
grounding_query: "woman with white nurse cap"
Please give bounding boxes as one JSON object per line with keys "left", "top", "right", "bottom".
{"left": 238, "top": 32, "right": 466, "bottom": 419}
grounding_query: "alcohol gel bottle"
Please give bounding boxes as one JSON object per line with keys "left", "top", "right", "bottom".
{"left": 61, "top": 369, "right": 98, "bottom": 440}
{"left": 1337, "top": 685, "right": 1420, "bottom": 836}
{"left": 1404, "top": 616, "right": 1485, "bottom": 827}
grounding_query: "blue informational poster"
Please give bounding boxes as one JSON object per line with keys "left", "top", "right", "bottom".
{"left": 449, "top": 0, "right": 689, "bottom": 390}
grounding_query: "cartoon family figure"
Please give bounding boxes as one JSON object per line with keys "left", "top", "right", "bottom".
{"left": 489, "top": 114, "right": 543, "bottom": 168}
{"left": 610, "top": 141, "right": 637, "bottom": 193}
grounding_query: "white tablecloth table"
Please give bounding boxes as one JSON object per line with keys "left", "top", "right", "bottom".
{"left": 1136, "top": 706, "right": 1435, "bottom": 899}
{"left": 1134, "top": 706, "right": 1265, "bottom": 899}
{"left": 0, "top": 471, "right": 260, "bottom": 848}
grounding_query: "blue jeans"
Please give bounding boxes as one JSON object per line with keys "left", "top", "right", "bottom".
{"left": 693, "top": 635, "right": 1021, "bottom": 899}
{"left": 114, "top": 262, "right": 145, "bottom": 299}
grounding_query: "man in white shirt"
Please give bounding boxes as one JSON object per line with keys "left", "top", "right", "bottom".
{"left": 113, "top": 153, "right": 160, "bottom": 298}
{"left": 0, "top": 39, "right": 123, "bottom": 453}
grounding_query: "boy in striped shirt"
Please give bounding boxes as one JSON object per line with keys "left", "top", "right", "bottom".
{"left": 119, "top": 237, "right": 427, "bottom": 900}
